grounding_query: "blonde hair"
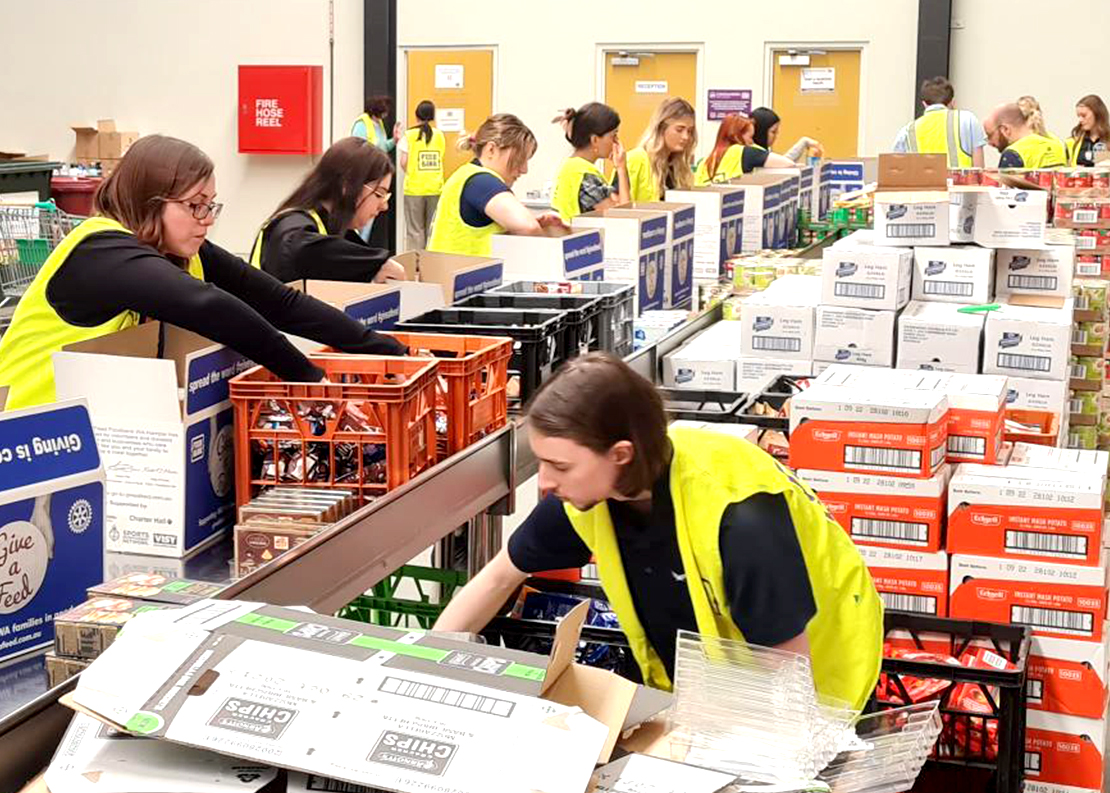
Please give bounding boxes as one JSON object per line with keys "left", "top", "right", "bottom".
{"left": 456, "top": 113, "right": 537, "bottom": 173}
{"left": 638, "top": 98, "right": 697, "bottom": 196}
{"left": 1017, "top": 96, "right": 1049, "bottom": 137}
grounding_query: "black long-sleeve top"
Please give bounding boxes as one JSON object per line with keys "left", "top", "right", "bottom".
{"left": 258, "top": 208, "right": 392, "bottom": 284}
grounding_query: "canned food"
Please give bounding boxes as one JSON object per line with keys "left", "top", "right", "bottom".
{"left": 1056, "top": 169, "right": 1093, "bottom": 190}
{"left": 734, "top": 264, "right": 776, "bottom": 292}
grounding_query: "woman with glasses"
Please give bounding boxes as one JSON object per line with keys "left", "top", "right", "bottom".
{"left": 0, "top": 135, "right": 406, "bottom": 411}
{"left": 251, "top": 137, "right": 405, "bottom": 283}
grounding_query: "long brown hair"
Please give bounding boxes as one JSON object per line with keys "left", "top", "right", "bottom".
{"left": 457, "top": 113, "right": 537, "bottom": 174}
{"left": 94, "top": 134, "right": 214, "bottom": 267}
{"left": 527, "top": 353, "right": 671, "bottom": 497}
{"left": 638, "top": 97, "right": 697, "bottom": 197}
{"left": 274, "top": 137, "right": 394, "bottom": 234}
{"left": 1073, "top": 94, "right": 1110, "bottom": 142}
{"left": 705, "top": 114, "right": 754, "bottom": 181}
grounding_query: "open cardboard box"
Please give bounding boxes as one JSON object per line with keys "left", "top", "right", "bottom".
{"left": 492, "top": 226, "right": 605, "bottom": 283}
{"left": 394, "top": 250, "right": 504, "bottom": 304}
{"left": 873, "top": 154, "right": 950, "bottom": 246}
{"left": 67, "top": 600, "right": 668, "bottom": 793}
{"left": 298, "top": 280, "right": 438, "bottom": 328}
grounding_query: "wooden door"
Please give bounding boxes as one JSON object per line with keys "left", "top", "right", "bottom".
{"left": 604, "top": 51, "right": 698, "bottom": 157}
{"left": 771, "top": 49, "right": 861, "bottom": 158}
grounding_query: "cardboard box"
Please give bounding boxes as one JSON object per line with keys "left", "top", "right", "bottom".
{"left": 969, "top": 188, "right": 1050, "bottom": 249}
{"left": 45, "top": 650, "right": 88, "bottom": 689}
{"left": 662, "top": 322, "right": 743, "bottom": 391}
{"left": 873, "top": 154, "right": 950, "bottom": 247}
{"left": 1027, "top": 634, "right": 1109, "bottom": 719}
{"left": 896, "top": 301, "right": 985, "bottom": 374}
{"left": 71, "top": 119, "right": 139, "bottom": 164}
{"left": 730, "top": 172, "right": 794, "bottom": 253}
{"left": 0, "top": 399, "right": 105, "bottom": 663}
{"left": 492, "top": 228, "right": 604, "bottom": 285}
{"left": 857, "top": 545, "right": 949, "bottom": 616}
{"left": 738, "top": 275, "right": 820, "bottom": 360}
{"left": 1005, "top": 376, "right": 1069, "bottom": 437}
{"left": 610, "top": 202, "right": 696, "bottom": 310}
{"left": 54, "top": 597, "right": 177, "bottom": 660}
{"left": 950, "top": 554, "right": 1108, "bottom": 642}
{"left": 54, "top": 324, "right": 252, "bottom": 558}
{"left": 87, "top": 573, "right": 222, "bottom": 605}
{"left": 912, "top": 245, "right": 995, "bottom": 303}
{"left": 1024, "top": 708, "right": 1107, "bottom": 793}
{"left": 821, "top": 244, "right": 913, "bottom": 311}
{"left": 800, "top": 465, "right": 950, "bottom": 552}
{"left": 397, "top": 250, "right": 506, "bottom": 304}
{"left": 996, "top": 246, "right": 1076, "bottom": 299}
{"left": 234, "top": 523, "right": 318, "bottom": 578}
{"left": 572, "top": 210, "right": 666, "bottom": 311}
{"left": 824, "top": 158, "right": 879, "bottom": 209}
{"left": 737, "top": 358, "right": 814, "bottom": 391}
{"left": 633, "top": 310, "right": 688, "bottom": 350}
{"left": 71, "top": 126, "right": 98, "bottom": 162}
{"left": 663, "top": 185, "right": 746, "bottom": 281}
{"left": 789, "top": 383, "right": 948, "bottom": 478}
{"left": 982, "top": 299, "right": 1075, "bottom": 381}
{"left": 813, "top": 306, "right": 897, "bottom": 367}
{"left": 948, "top": 463, "right": 1105, "bottom": 566}
{"left": 98, "top": 130, "right": 140, "bottom": 161}
{"left": 298, "top": 281, "right": 414, "bottom": 328}
{"left": 71, "top": 600, "right": 654, "bottom": 793}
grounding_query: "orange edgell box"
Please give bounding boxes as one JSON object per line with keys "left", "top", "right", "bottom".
{"left": 789, "top": 383, "right": 948, "bottom": 478}
{"left": 799, "top": 465, "right": 950, "bottom": 552}
{"left": 948, "top": 464, "right": 1105, "bottom": 566}
{"left": 857, "top": 545, "right": 949, "bottom": 616}
{"left": 1025, "top": 633, "right": 1109, "bottom": 719}
{"left": 950, "top": 554, "right": 1109, "bottom": 643}
{"left": 1024, "top": 708, "right": 1108, "bottom": 793}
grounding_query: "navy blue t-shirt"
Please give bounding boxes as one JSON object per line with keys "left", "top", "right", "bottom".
{"left": 459, "top": 160, "right": 511, "bottom": 227}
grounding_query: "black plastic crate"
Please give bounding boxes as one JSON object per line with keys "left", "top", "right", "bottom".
{"left": 0, "top": 161, "right": 60, "bottom": 201}
{"left": 657, "top": 387, "right": 754, "bottom": 423}
{"left": 396, "top": 307, "right": 567, "bottom": 407}
{"left": 491, "top": 280, "right": 636, "bottom": 358}
{"left": 879, "top": 611, "right": 1030, "bottom": 793}
{"left": 455, "top": 292, "right": 604, "bottom": 357}
{"left": 741, "top": 373, "right": 814, "bottom": 434}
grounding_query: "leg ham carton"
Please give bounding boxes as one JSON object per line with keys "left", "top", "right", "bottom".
{"left": 1024, "top": 707, "right": 1107, "bottom": 793}
{"left": 1025, "top": 633, "right": 1109, "bottom": 719}
{"left": 492, "top": 228, "right": 604, "bottom": 284}
{"left": 610, "top": 202, "right": 697, "bottom": 310}
{"left": 572, "top": 210, "right": 667, "bottom": 312}
{"left": 996, "top": 245, "right": 1076, "bottom": 300}
{"left": 813, "top": 306, "right": 897, "bottom": 368}
{"left": 69, "top": 599, "right": 665, "bottom": 793}
{"left": 873, "top": 154, "right": 950, "bottom": 247}
{"left": 54, "top": 323, "right": 251, "bottom": 558}
{"left": 0, "top": 399, "right": 105, "bottom": 663}
{"left": 821, "top": 243, "right": 913, "bottom": 311}
{"left": 856, "top": 545, "right": 949, "bottom": 616}
{"left": 911, "top": 245, "right": 995, "bottom": 304}
{"left": 982, "top": 298, "right": 1074, "bottom": 382}
{"left": 738, "top": 274, "right": 821, "bottom": 361}
{"left": 896, "top": 300, "right": 985, "bottom": 375}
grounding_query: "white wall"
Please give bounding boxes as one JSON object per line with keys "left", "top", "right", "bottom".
{"left": 0, "top": 0, "right": 366, "bottom": 254}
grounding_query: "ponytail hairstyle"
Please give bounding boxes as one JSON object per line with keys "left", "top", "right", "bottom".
{"left": 552, "top": 102, "right": 621, "bottom": 150}
{"left": 705, "top": 114, "right": 754, "bottom": 181}
{"left": 415, "top": 100, "right": 435, "bottom": 145}
{"left": 1073, "top": 94, "right": 1110, "bottom": 143}
{"left": 456, "top": 113, "right": 538, "bottom": 174}
{"left": 1017, "top": 96, "right": 1049, "bottom": 137}
{"left": 638, "top": 97, "right": 697, "bottom": 196}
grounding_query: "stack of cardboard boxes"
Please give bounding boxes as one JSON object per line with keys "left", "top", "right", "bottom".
{"left": 71, "top": 119, "right": 139, "bottom": 175}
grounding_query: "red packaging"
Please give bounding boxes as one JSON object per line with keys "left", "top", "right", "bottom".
{"left": 1026, "top": 635, "right": 1110, "bottom": 719}
{"left": 1024, "top": 709, "right": 1107, "bottom": 792}
{"left": 859, "top": 545, "right": 949, "bottom": 616}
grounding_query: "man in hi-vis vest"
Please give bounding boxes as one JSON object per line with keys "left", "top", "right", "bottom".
{"left": 893, "top": 76, "right": 986, "bottom": 168}
{"left": 985, "top": 102, "right": 1067, "bottom": 169}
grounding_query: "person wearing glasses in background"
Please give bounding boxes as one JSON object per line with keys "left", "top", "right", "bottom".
{"left": 0, "top": 135, "right": 406, "bottom": 412}
{"left": 251, "top": 137, "right": 406, "bottom": 283}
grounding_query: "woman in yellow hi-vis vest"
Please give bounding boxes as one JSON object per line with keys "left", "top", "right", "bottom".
{"left": 399, "top": 100, "right": 446, "bottom": 250}
{"left": 1067, "top": 95, "right": 1110, "bottom": 167}
{"left": 427, "top": 114, "right": 566, "bottom": 257}
{"left": 618, "top": 98, "right": 697, "bottom": 203}
{"left": 250, "top": 137, "right": 404, "bottom": 283}
{"left": 550, "top": 102, "right": 629, "bottom": 222}
{"left": 435, "top": 354, "right": 884, "bottom": 708}
{"left": 694, "top": 113, "right": 806, "bottom": 186}
{"left": 0, "top": 135, "right": 406, "bottom": 412}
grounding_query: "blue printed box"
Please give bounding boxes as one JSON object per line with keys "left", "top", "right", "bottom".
{"left": 492, "top": 229, "right": 604, "bottom": 284}
{"left": 609, "top": 202, "right": 697, "bottom": 310}
{"left": 573, "top": 209, "right": 666, "bottom": 312}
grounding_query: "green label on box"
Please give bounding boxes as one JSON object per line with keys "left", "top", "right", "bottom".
{"left": 348, "top": 635, "right": 451, "bottom": 661}
{"left": 162, "top": 581, "right": 191, "bottom": 592}
{"left": 503, "top": 662, "right": 547, "bottom": 682}
{"left": 236, "top": 613, "right": 300, "bottom": 632}
{"left": 126, "top": 711, "right": 164, "bottom": 735}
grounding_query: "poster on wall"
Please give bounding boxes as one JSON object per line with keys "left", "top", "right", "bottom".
{"left": 800, "top": 67, "right": 836, "bottom": 93}
{"left": 436, "top": 108, "right": 465, "bottom": 133}
{"left": 707, "top": 89, "right": 753, "bottom": 120}
{"left": 434, "top": 64, "right": 464, "bottom": 89}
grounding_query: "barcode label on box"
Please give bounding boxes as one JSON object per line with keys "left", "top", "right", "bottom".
{"left": 844, "top": 445, "right": 922, "bottom": 473}
{"left": 1073, "top": 329, "right": 1089, "bottom": 344}
{"left": 1078, "top": 236, "right": 1097, "bottom": 250}
{"left": 834, "top": 282, "right": 886, "bottom": 300}
{"left": 998, "top": 352, "right": 1052, "bottom": 373}
{"left": 1025, "top": 752, "right": 1043, "bottom": 774}
{"left": 1077, "top": 263, "right": 1101, "bottom": 276}
{"left": 879, "top": 592, "right": 937, "bottom": 615}
{"left": 1026, "top": 679, "right": 1043, "bottom": 703}
{"left": 379, "top": 676, "right": 515, "bottom": 716}
{"left": 1071, "top": 363, "right": 1091, "bottom": 379}
{"left": 1008, "top": 274, "right": 1059, "bottom": 291}
{"left": 1074, "top": 210, "right": 1100, "bottom": 225}
{"left": 1070, "top": 398, "right": 1087, "bottom": 414}
{"left": 1010, "top": 605, "right": 1094, "bottom": 637}
{"left": 305, "top": 777, "right": 374, "bottom": 793}
{"left": 887, "top": 223, "right": 936, "bottom": 238}
{"left": 851, "top": 517, "right": 928, "bottom": 545}
{"left": 947, "top": 435, "right": 986, "bottom": 458}
{"left": 752, "top": 336, "right": 802, "bottom": 353}
{"left": 924, "top": 280, "right": 973, "bottom": 297}
{"left": 1075, "top": 295, "right": 1091, "bottom": 310}
{"left": 1005, "top": 530, "right": 1088, "bottom": 559}
{"left": 931, "top": 443, "right": 947, "bottom": 469}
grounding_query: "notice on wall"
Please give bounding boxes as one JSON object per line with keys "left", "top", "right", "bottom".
{"left": 800, "top": 67, "right": 836, "bottom": 93}
{"left": 635, "top": 81, "right": 668, "bottom": 94}
{"left": 434, "top": 64, "right": 464, "bottom": 89}
{"left": 707, "top": 89, "right": 753, "bottom": 120}
{"left": 436, "top": 108, "right": 465, "bottom": 133}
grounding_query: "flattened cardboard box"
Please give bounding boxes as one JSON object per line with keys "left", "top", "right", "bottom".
{"left": 71, "top": 600, "right": 656, "bottom": 793}
{"left": 87, "top": 572, "right": 223, "bottom": 605}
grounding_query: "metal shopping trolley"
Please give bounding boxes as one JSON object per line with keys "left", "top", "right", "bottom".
{"left": 0, "top": 201, "right": 84, "bottom": 304}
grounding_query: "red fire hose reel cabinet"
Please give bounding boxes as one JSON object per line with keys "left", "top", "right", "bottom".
{"left": 238, "top": 65, "right": 323, "bottom": 155}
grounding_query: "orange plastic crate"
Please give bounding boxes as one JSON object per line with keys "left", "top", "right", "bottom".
{"left": 1003, "top": 409, "right": 1059, "bottom": 448}
{"left": 230, "top": 356, "right": 438, "bottom": 507}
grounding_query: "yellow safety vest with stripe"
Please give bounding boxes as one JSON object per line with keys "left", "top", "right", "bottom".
{"left": 426, "top": 162, "right": 507, "bottom": 256}
{"left": 404, "top": 127, "right": 446, "bottom": 196}
{"left": 564, "top": 427, "right": 884, "bottom": 709}
{"left": 695, "top": 144, "right": 745, "bottom": 186}
{"left": 906, "top": 108, "right": 972, "bottom": 167}
{"left": 1005, "top": 134, "right": 1066, "bottom": 169}
{"left": 0, "top": 217, "right": 204, "bottom": 411}
{"left": 625, "top": 147, "right": 662, "bottom": 202}
{"left": 249, "top": 209, "right": 327, "bottom": 270}
{"left": 551, "top": 156, "right": 607, "bottom": 221}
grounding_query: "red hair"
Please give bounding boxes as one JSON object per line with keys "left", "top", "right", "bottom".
{"left": 705, "top": 114, "right": 754, "bottom": 180}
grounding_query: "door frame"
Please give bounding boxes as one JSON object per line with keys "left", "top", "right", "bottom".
{"left": 763, "top": 42, "right": 869, "bottom": 155}
{"left": 595, "top": 42, "right": 705, "bottom": 143}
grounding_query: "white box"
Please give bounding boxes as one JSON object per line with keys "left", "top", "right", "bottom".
{"left": 996, "top": 246, "right": 1076, "bottom": 299}
{"left": 813, "top": 306, "right": 897, "bottom": 367}
{"left": 664, "top": 185, "right": 745, "bottom": 281}
{"left": 821, "top": 244, "right": 913, "bottom": 311}
{"left": 610, "top": 202, "right": 696, "bottom": 310}
{"left": 492, "top": 228, "right": 605, "bottom": 284}
{"left": 970, "top": 187, "right": 1049, "bottom": 249}
{"left": 394, "top": 250, "right": 506, "bottom": 305}
{"left": 912, "top": 245, "right": 995, "bottom": 304}
{"left": 983, "top": 300, "right": 1075, "bottom": 381}
{"left": 1005, "top": 376, "right": 1068, "bottom": 422}
{"left": 572, "top": 211, "right": 665, "bottom": 312}
{"left": 633, "top": 310, "right": 688, "bottom": 350}
{"left": 730, "top": 172, "right": 793, "bottom": 253}
{"left": 874, "top": 191, "right": 950, "bottom": 246}
{"left": 739, "top": 275, "right": 820, "bottom": 360}
{"left": 1009, "top": 444, "right": 1110, "bottom": 475}
{"left": 737, "top": 358, "right": 814, "bottom": 391}
{"left": 663, "top": 322, "right": 744, "bottom": 390}
{"left": 949, "top": 188, "right": 978, "bottom": 244}
{"left": 54, "top": 324, "right": 248, "bottom": 558}
{"left": 897, "top": 300, "right": 985, "bottom": 374}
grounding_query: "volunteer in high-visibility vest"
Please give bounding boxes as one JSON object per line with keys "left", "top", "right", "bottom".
{"left": 251, "top": 137, "right": 405, "bottom": 283}
{"left": 427, "top": 113, "right": 566, "bottom": 257}
{"left": 1067, "top": 94, "right": 1110, "bottom": 167}
{"left": 435, "top": 354, "right": 884, "bottom": 708}
{"left": 398, "top": 100, "right": 446, "bottom": 250}
{"left": 695, "top": 113, "right": 804, "bottom": 185}
{"left": 617, "top": 98, "right": 697, "bottom": 202}
{"left": 0, "top": 135, "right": 405, "bottom": 412}
{"left": 985, "top": 102, "right": 1067, "bottom": 169}
{"left": 1017, "top": 96, "right": 1066, "bottom": 153}
{"left": 550, "top": 102, "right": 630, "bottom": 222}
{"left": 751, "top": 107, "right": 824, "bottom": 165}
{"left": 891, "top": 77, "right": 986, "bottom": 168}
{"left": 351, "top": 94, "right": 403, "bottom": 154}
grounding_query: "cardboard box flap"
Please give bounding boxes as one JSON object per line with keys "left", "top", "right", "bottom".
{"left": 1007, "top": 294, "right": 1067, "bottom": 310}
{"left": 394, "top": 250, "right": 503, "bottom": 302}
{"left": 878, "top": 153, "right": 947, "bottom": 191}
{"left": 591, "top": 753, "right": 736, "bottom": 793}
